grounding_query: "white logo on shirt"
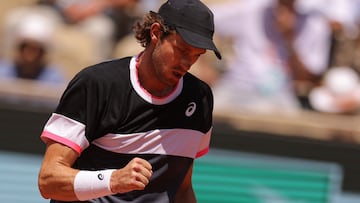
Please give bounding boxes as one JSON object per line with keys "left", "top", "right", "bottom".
{"left": 185, "top": 102, "right": 196, "bottom": 117}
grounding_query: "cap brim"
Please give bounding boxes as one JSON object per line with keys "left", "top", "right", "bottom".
{"left": 176, "top": 27, "right": 222, "bottom": 60}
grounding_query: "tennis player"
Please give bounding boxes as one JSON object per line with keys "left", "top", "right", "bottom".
{"left": 38, "top": 0, "right": 221, "bottom": 202}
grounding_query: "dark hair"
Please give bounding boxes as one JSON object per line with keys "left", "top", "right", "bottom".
{"left": 132, "top": 11, "right": 175, "bottom": 47}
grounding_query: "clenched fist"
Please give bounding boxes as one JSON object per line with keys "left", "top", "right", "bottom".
{"left": 109, "top": 157, "right": 153, "bottom": 194}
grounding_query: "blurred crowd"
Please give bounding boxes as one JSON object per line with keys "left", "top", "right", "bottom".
{"left": 1, "top": 0, "right": 360, "bottom": 115}
{"left": 208, "top": 0, "right": 360, "bottom": 115}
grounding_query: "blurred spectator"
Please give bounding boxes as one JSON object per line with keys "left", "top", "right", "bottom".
{"left": 297, "top": 0, "right": 359, "bottom": 38}
{"left": 0, "top": 11, "right": 66, "bottom": 84}
{"left": 309, "top": 66, "right": 360, "bottom": 114}
{"left": 297, "top": 0, "right": 360, "bottom": 69}
{"left": 344, "top": 0, "right": 360, "bottom": 72}
{"left": 210, "top": 0, "right": 332, "bottom": 114}
{"left": 37, "top": 0, "right": 141, "bottom": 61}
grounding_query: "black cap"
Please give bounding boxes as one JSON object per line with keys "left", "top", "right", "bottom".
{"left": 158, "top": 0, "right": 222, "bottom": 59}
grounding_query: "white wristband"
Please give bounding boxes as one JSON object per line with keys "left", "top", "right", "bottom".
{"left": 74, "top": 169, "right": 116, "bottom": 201}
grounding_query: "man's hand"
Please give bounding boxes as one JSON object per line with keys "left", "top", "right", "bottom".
{"left": 110, "top": 157, "right": 153, "bottom": 193}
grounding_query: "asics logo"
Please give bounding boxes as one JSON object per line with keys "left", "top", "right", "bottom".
{"left": 98, "top": 173, "right": 104, "bottom": 180}
{"left": 185, "top": 102, "right": 196, "bottom": 117}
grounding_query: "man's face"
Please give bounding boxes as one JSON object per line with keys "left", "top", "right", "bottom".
{"left": 14, "top": 39, "right": 47, "bottom": 79}
{"left": 17, "top": 39, "right": 45, "bottom": 65}
{"left": 151, "top": 32, "right": 206, "bottom": 87}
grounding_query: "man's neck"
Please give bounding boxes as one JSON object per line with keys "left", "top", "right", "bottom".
{"left": 136, "top": 52, "right": 176, "bottom": 98}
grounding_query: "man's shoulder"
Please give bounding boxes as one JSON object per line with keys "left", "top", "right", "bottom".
{"left": 69, "top": 57, "right": 132, "bottom": 91}
{"left": 185, "top": 72, "right": 210, "bottom": 85}
{"left": 184, "top": 73, "right": 212, "bottom": 94}
{"left": 79, "top": 57, "right": 131, "bottom": 79}
{"left": 87, "top": 57, "right": 131, "bottom": 71}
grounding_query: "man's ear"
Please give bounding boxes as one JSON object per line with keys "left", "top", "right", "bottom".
{"left": 150, "top": 22, "right": 163, "bottom": 43}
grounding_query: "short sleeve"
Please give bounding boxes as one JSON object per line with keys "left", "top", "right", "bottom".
{"left": 55, "top": 69, "right": 107, "bottom": 141}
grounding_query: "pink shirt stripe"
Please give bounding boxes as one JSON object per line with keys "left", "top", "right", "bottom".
{"left": 41, "top": 131, "right": 83, "bottom": 154}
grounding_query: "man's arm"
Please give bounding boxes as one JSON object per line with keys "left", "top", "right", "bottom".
{"left": 38, "top": 141, "right": 152, "bottom": 201}
{"left": 38, "top": 141, "right": 80, "bottom": 201}
{"left": 175, "top": 163, "right": 196, "bottom": 203}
